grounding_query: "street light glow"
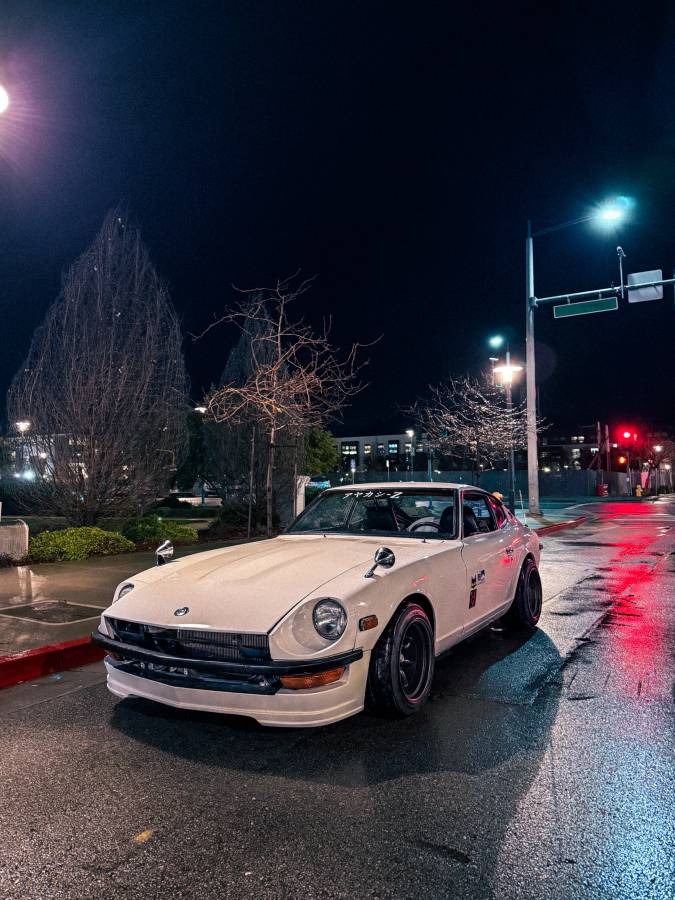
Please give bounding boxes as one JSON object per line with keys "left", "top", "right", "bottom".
{"left": 592, "top": 196, "right": 633, "bottom": 229}
{"left": 493, "top": 363, "right": 523, "bottom": 384}
{"left": 488, "top": 335, "right": 504, "bottom": 349}
{"left": 15, "top": 420, "right": 31, "bottom": 433}
{"left": 654, "top": 445, "right": 663, "bottom": 453}
{"left": 0, "top": 85, "right": 9, "bottom": 114}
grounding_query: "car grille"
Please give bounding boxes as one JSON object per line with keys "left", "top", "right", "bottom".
{"left": 106, "top": 618, "right": 270, "bottom": 662}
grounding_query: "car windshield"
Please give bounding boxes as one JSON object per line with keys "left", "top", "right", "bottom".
{"left": 287, "top": 489, "right": 458, "bottom": 539}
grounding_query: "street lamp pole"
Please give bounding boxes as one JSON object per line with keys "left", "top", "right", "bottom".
{"left": 505, "top": 348, "right": 517, "bottom": 513}
{"left": 525, "top": 221, "right": 541, "bottom": 515}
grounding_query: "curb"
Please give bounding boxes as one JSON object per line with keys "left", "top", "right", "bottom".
{"left": 534, "top": 515, "right": 588, "bottom": 536}
{"left": 0, "top": 637, "right": 104, "bottom": 691}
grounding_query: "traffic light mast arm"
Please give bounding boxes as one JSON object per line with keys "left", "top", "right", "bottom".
{"left": 531, "top": 277, "right": 675, "bottom": 308}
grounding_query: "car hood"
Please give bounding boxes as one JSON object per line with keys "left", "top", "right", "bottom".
{"left": 106, "top": 535, "right": 381, "bottom": 633}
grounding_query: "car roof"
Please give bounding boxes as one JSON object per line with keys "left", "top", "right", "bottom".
{"left": 327, "top": 481, "right": 487, "bottom": 493}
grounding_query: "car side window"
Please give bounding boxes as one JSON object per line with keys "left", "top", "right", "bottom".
{"left": 462, "top": 494, "right": 497, "bottom": 536}
{"left": 487, "top": 496, "right": 507, "bottom": 528}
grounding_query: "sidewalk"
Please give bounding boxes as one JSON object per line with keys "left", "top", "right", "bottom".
{"left": 0, "top": 540, "right": 240, "bottom": 657}
{"left": 514, "top": 499, "right": 591, "bottom": 531}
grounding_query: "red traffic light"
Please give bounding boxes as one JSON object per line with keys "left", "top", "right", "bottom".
{"left": 617, "top": 426, "right": 638, "bottom": 443}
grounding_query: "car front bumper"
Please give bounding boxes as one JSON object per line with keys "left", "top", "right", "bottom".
{"left": 92, "top": 631, "right": 369, "bottom": 727}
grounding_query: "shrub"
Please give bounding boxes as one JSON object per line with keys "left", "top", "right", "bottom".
{"left": 153, "top": 506, "right": 219, "bottom": 519}
{"left": 0, "top": 553, "right": 15, "bottom": 568}
{"left": 24, "top": 527, "right": 135, "bottom": 563}
{"left": 204, "top": 502, "right": 254, "bottom": 539}
{"left": 122, "top": 515, "right": 198, "bottom": 547}
{"left": 153, "top": 494, "right": 194, "bottom": 510}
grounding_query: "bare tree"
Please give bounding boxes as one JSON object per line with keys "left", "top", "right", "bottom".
{"left": 6, "top": 209, "right": 188, "bottom": 524}
{"left": 415, "top": 374, "right": 534, "bottom": 477}
{"left": 199, "top": 275, "right": 366, "bottom": 535}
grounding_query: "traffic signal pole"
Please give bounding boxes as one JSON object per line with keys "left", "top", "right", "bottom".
{"left": 525, "top": 222, "right": 541, "bottom": 515}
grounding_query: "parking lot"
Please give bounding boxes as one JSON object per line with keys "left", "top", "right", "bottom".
{"left": 1, "top": 501, "right": 673, "bottom": 899}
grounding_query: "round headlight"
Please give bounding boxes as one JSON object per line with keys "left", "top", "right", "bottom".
{"left": 312, "top": 599, "right": 347, "bottom": 641}
{"left": 114, "top": 583, "right": 134, "bottom": 603}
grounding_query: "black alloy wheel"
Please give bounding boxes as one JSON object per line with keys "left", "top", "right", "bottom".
{"left": 505, "top": 557, "right": 543, "bottom": 629}
{"left": 367, "top": 602, "right": 435, "bottom": 717}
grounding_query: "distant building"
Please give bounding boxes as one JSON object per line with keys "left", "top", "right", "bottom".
{"left": 331, "top": 432, "right": 426, "bottom": 471}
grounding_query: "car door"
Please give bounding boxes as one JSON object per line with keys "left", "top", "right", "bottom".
{"left": 486, "top": 494, "right": 522, "bottom": 604}
{"left": 460, "top": 491, "right": 512, "bottom": 634}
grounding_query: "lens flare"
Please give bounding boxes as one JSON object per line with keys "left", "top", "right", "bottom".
{"left": 0, "top": 85, "right": 8, "bottom": 113}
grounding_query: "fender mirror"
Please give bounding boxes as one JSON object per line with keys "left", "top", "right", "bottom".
{"left": 364, "top": 546, "right": 395, "bottom": 579}
{"left": 156, "top": 540, "right": 174, "bottom": 566}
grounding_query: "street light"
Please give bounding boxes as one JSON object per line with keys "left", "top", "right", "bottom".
{"left": 525, "top": 196, "right": 633, "bottom": 515}
{"left": 15, "top": 420, "right": 31, "bottom": 433}
{"left": 0, "top": 85, "right": 9, "bottom": 115}
{"left": 493, "top": 360, "right": 523, "bottom": 513}
{"left": 406, "top": 429, "right": 415, "bottom": 482}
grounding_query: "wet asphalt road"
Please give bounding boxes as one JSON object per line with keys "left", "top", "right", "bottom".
{"left": 0, "top": 500, "right": 673, "bottom": 900}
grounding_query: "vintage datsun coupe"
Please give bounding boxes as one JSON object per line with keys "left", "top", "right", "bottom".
{"left": 93, "top": 484, "right": 542, "bottom": 727}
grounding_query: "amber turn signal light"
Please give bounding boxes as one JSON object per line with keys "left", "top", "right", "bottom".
{"left": 359, "top": 615, "right": 378, "bottom": 631}
{"left": 280, "top": 667, "right": 345, "bottom": 690}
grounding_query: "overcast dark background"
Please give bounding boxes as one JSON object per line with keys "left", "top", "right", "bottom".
{"left": 1, "top": 1, "right": 674, "bottom": 437}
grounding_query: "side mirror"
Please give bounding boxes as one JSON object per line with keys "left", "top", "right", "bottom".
{"left": 156, "top": 540, "right": 174, "bottom": 566}
{"left": 364, "top": 546, "right": 395, "bottom": 579}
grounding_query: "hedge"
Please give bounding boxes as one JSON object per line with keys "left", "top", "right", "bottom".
{"left": 24, "top": 527, "right": 135, "bottom": 563}
{"left": 122, "top": 515, "right": 198, "bottom": 547}
{"left": 153, "top": 506, "right": 219, "bottom": 519}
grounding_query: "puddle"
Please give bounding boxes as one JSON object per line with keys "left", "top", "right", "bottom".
{"left": 0, "top": 601, "right": 103, "bottom": 624}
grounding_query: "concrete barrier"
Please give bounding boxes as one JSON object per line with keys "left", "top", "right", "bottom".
{"left": 0, "top": 520, "right": 29, "bottom": 560}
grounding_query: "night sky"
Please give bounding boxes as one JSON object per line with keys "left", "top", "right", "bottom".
{"left": 1, "top": 1, "right": 674, "bottom": 437}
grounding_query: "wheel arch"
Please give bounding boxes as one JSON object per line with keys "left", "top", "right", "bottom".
{"left": 391, "top": 592, "right": 436, "bottom": 636}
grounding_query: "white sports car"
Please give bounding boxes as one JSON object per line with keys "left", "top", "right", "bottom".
{"left": 93, "top": 483, "right": 542, "bottom": 727}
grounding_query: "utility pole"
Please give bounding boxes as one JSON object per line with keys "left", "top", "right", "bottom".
{"left": 505, "top": 348, "right": 516, "bottom": 513}
{"left": 525, "top": 222, "right": 541, "bottom": 514}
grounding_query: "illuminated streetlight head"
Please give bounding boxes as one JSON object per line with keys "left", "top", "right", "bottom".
{"left": 493, "top": 363, "right": 523, "bottom": 385}
{"left": 0, "top": 85, "right": 8, "bottom": 114}
{"left": 15, "top": 420, "right": 31, "bottom": 433}
{"left": 488, "top": 335, "right": 504, "bottom": 349}
{"left": 593, "top": 196, "right": 633, "bottom": 229}
{"left": 654, "top": 445, "right": 663, "bottom": 453}
{"left": 406, "top": 429, "right": 414, "bottom": 438}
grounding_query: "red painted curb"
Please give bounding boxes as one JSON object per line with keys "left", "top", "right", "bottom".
{"left": 0, "top": 637, "right": 104, "bottom": 690}
{"left": 534, "top": 515, "right": 588, "bottom": 536}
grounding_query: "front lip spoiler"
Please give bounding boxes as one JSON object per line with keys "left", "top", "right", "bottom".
{"left": 90, "top": 631, "right": 362, "bottom": 676}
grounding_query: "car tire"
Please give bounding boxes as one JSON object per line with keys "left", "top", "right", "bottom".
{"left": 505, "top": 558, "right": 542, "bottom": 629}
{"left": 366, "top": 602, "right": 435, "bottom": 717}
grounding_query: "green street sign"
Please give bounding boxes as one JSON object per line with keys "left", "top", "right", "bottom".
{"left": 553, "top": 296, "right": 618, "bottom": 319}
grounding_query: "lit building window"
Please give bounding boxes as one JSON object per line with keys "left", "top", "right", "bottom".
{"left": 341, "top": 441, "right": 359, "bottom": 457}
{"left": 388, "top": 440, "right": 399, "bottom": 456}
{"left": 364, "top": 443, "right": 372, "bottom": 456}
{"left": 377, "top": 443, "right": 385, "bottom": 456}
{"left": 404, "top": 442, "right": 412, "bottom": 453}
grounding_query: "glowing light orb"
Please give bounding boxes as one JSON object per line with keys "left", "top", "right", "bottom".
{"left": 0, "top": 85, "right": 9, "bottom": 114}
